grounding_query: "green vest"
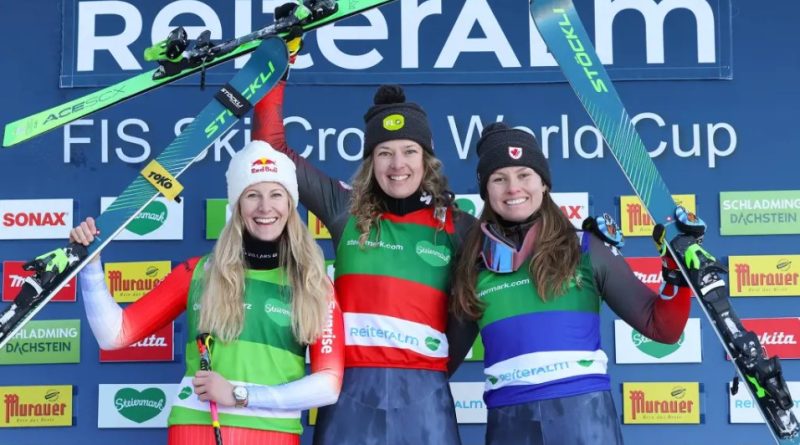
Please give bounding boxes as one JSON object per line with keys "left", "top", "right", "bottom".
{"left": 168, "top": 256, "right": 305, "bottom": 434}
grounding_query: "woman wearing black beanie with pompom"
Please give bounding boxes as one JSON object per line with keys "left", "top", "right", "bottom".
{"left": 450, "top": 122, "right": 693, "bottom": 444}
{"left": 252, "top": 78, "right": 475, "bottom": 444}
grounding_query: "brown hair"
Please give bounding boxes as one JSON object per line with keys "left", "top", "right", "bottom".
{"left": 348, "top": 150, "right": 450, "bottom": 246}
{"left": 451, "top": 193, "right": 581, "bottom": 321}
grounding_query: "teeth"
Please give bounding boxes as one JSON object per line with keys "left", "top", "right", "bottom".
{"left": 390, "top": 175, "right": 410, "bottom": 181}
{"left": 255, "top": 217, "right": 278, "bottom": 224}
{"left": 505, "top": 198, "right": 528, "bottom": 206}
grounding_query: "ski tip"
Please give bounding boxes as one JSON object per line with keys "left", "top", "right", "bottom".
{"left": 3, "top": 122, "right": 26, "bottom": 148}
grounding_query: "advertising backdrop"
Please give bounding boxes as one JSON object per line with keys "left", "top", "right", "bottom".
{"left": 1, "top": 1, "right": 798, "bottom": 444}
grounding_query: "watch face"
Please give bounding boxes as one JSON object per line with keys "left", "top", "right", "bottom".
{"left": 234, "top": 386, "right": 247, "bottom": 400}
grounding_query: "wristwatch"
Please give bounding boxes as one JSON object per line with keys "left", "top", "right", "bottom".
{"left": 232, "top": 385, "right": 248, "bottom": 408}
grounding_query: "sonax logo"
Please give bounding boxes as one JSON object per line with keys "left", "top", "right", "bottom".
{"left": 0, "top": 199, "right": 73, "bottom": 239}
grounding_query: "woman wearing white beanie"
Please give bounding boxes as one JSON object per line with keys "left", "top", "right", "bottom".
{"left": 70, "top": 140, "right": 344, "bottom": 445}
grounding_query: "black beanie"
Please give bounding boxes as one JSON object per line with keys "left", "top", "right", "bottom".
{"left": 476, "top": 122, "right": 551, "bottom": 199}
{"left": 363, "top": 85, "right": 433, "bottom": 157}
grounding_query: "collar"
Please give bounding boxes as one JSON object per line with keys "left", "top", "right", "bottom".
{"left": 242, "top": 231, "right": 280, "bottom": 270}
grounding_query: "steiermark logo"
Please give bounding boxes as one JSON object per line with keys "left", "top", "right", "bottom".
{"left": 114, "top": 387, "right": 167, "bottom": 423}
{"left": 126, "top": 201, "right": 168, "bottom": 236}
{"left": 487, "top": 375, "right": 498, "bottom": 385}
{"left": 264, "top": 298, "right": 292, "bottom": 327}
{"left": 632, "top": 330, "right": 684, "bottom": 359}
{"left": 425, "top": 336, "right": 441, "bottom": 351}
{"left": 415, "top": 241, "right": 451, "bottom": 267}
{"left": 382, "top": 114, "right": 405, "bottom": 131}
{"left": 577, "top": 359, "right": 594, "bottom": 367}
{"left": 178, "top": 386, "right": 192, "bottom": 400}
{"left": 455, "top": 197, "right": 477, "bottom": 216}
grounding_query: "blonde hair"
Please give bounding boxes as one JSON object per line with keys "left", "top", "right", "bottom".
{"left": 198, "top": 197, "right": 330, "bottom": 344}
{"left": 349, "top": 150, "right": 450, "bottom": 246}
{"left": 451, "top": 193, "right": 581, "bottom": 320}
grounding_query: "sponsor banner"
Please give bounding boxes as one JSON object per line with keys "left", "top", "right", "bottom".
{"left": 733, "top": 318, "right": 800, "bottom": 360}
{"left": 614, "top": 319, "right": 702, "bottom": 364}
{"left": 465, "top": 334, "right": 485, "bottom": 362}
{"left": 99, "top": 322, "right": 175, "bottom": 362}
{"left": 101, "top": 197, "right": 183, "bottom": 240}
{"left": 450, "top": 382, "right": 486, "bottom": 424}
{"left": 3, "top": 261, "right": 76, "bottom": 302}
{"left": 0, "top": 385, "right": 73, "bottom": 427}
{"left": 205, "top": 198, "right": 231, "bottom": 240}
{"left": 454, "top": 193, "right": 588, "bottom": 229}
{"left": 0, "top": 199, "right": 73, "bottom": 240}
{"left": 729, "top": 381, "right": 800, "bottom": 424}
{"left": 729, "top": 255, "right": 800, "bottom": 297}
{"left": 308, "top": 211, "right": 331, "bottom": 240}
{"left": 622, "top": 382, "right": 701, "bottom": 424}
{"left": 104, "top": 260, "right": 171, "bottom": 303}
{"left": 619, "top": 195, "right": 696, "bottom": 237}
{"left": 625, "top": 257, "right": 662, "bottom": 293}
{"left": 0, "top": 320, "right": 80, "bottom": 365}
{"left": 60, "top": 0, "right": 731, "bottom": 88}
{"left": 98, "top": 383, "right": 179, "bottom": 428}
{"left": 720, "top": 190, "right": 800, "bottom": 235}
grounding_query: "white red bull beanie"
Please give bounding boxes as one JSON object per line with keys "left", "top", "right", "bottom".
{"left": 226, "top": 140, "right": 299, "bottom": 208}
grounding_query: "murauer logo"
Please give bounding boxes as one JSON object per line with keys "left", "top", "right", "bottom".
{"left": 733, "top": 262, "right": 799, "bottom": 294}
{"left": 628, "top": 387, "right": 694, "bottom": 420}
{"left": 3, "top": 389, "right": 69, "bottom": 425}
{"left": 251, "top": 158, "right": 277, "bottom": 174}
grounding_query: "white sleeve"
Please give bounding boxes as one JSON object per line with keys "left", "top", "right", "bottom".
{"left": 78, "top": 260, "right": 125, "bottom": 350}
{"left": 245, "top": 370, "right": 340, "bottom": 410}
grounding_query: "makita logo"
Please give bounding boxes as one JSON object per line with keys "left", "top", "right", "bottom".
{"left": 734, "top": 263, "right": 799, "bottom": 293}
{"left": 759, "top": 332, "right": 797, "bottom": 346}
{"left": 2, "top": 212, "right": 66, "bottom": 227}
{"left": 634, "top": 271, "right": 661, "bottom": 285}
{"left": 626, "top": 203, "right": 652, "bottom": 231}
{"left": 219, "top": 87, "right": 244, "bottom": 109}
{"left": 8, "top": 274, "right": 72, "bottom": 289}
{"left": 129, "top": 334, "right": 167, "bottom": 348}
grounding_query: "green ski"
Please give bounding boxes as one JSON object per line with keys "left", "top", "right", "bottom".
{"left": 3, "top": 0, "right": 398, "bottom": 148}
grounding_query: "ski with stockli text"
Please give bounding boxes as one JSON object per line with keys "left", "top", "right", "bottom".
{"left": 529, "top": 0, "right": 799, "bottom": 443}
{"left": 3, "top": 0, "right": 398, "bottom": 147}
{"left": 0, "top": 36, "right": 288, "bottom": 351}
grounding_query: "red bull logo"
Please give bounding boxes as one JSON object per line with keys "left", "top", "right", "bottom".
{"left": 251, "top": 158, "right": 277, "bottom": 174}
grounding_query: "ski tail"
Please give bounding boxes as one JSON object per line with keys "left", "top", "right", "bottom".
{"left": 0, "top": 37, "right": 289, "bottom": 351}
{"left": 530, "top": 0, "right": 800, "bottom": 443}
{"left": 2, "top": 0, "right": 399, "bottom": 148}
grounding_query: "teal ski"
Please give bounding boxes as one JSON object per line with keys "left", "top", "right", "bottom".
{"left": 530, "top": 0, "right": 799, "bottom": 443}
{"left": 0, "top": 37, "right": 288, "bottom": 350}
{"left": 3, "top": 0, "right": 398, "bottom": 147}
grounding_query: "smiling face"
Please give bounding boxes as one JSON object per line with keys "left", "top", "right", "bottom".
{"left": 371, "top": 139, "right": 425, "bottom": 199}
{"left": 486, "top": 166, "right": 547, "bottom": 222}
{"left": 238, "top": 182, "right": 291, "bottom": 241}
